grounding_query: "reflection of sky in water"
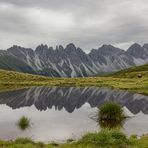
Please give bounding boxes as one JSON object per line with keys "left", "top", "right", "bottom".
{"left": 0, "top": 103, "right": 97, "bottom": 142}
{"left": 0, "top": 104, "right": 148, "bottom": 142}
{"left": 0, "top": 87, "right": 148, "bottom": 142}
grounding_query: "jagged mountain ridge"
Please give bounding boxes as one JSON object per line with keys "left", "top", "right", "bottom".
{"left": 0, "top": 87, "right": 147, "bottom": 114}
{"left": 0, "top": 43, "right": 148, "bottom": 77}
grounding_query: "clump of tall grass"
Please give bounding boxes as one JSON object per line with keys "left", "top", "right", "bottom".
{"left": 15, "top": 137, "right": 34, "bottom": 145}
{"left": 78, "top": 129, "right": 128, "bottom": 147}
{"left": 17, "top": 116, "right": 30, "bottom": 131}
{"left": 99, "top": 102, "right": 125, "bottom": 120}
{"left": 14, "top": 138, "right": 45, "bottom": 147}
{"left": 97, "top": 102, "right": 126, "bottom": 128}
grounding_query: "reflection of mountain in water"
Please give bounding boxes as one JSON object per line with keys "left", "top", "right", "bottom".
{"left": 0, "top": 87, "right": 148, "bottom": 114}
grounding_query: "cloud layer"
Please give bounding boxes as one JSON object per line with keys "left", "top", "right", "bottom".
{"left": 0, "top": 0, "right": 148, "bottom": 51}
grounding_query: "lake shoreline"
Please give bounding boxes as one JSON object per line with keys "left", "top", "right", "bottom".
{"left": 0, "top": 69, "right": 148, "bottom": 95}
{"left": 0, "top": 78, "right": 148, "bottom": 96}
{"left": 0, "top": 130, "right": 148, "bottom": 148}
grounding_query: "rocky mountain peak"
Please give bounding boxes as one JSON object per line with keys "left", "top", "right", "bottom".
{"left": 93, "top": 44, "right": 123, "bottom": 56}
{"left": 35, "top": 44, "right": 48, "bottom": 51}
{"left": 35, "top": 44, "right": 50, "bottom": 57}
{"left": 55, "top": 45, "right": 64, "bottom": 51}
{"left": 127, "top": 43, "right": 147, "bottom": 59}
{"left": 128, "top": 43, "right": 141, "bottom": 50}
{"left": 7, "top": 45, "right": 33, "bottom": 57}
{"left": 143, "top": 44, "right": 148, "bottom": 49}
{"left": 65, "top": 43, "right": 77, "bottom": 52}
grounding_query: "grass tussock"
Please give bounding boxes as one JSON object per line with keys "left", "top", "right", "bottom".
{"left": 17, "top": 116, "right": 30, "bottom": 131}
{"left": 99, "top": 102, "right": 125, "bottom": 120}
{"left": 97, "top": 102, "right": 126, "bottom": 129}
{"left": 77, "top": 129, "right": 128, "bottom": 147}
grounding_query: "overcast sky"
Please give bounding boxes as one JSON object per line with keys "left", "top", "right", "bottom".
{"left": 0, "top": 0, "right": 148, "bottom": 52}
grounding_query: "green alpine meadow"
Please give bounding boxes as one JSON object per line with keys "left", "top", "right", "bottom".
{"left": 0, "top": 64, "right": 148, "bottom": 95}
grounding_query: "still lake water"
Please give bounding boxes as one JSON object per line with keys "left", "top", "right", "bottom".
{"left": 0, "top": 86, "right": 148, "bottom": 142}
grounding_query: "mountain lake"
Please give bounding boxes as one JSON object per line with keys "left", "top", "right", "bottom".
{"left": 0, "top": 86, "right": 148, "bottom": 143}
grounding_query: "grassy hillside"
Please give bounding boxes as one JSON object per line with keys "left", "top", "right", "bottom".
{"left": 0, "top": 69, "right": 51, "bottom": 82}
{"left": 0, "top": 69, "right": 52, "bottom": 90}
{"left": 108, "top": 64, "right": 148, "bottom": 78}
{"left": 0, "top": 68, "right": 148, "bottom": 95}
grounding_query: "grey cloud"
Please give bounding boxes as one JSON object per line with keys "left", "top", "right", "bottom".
{"left": 0, "top": 0, "right": 148, "bottom": 51}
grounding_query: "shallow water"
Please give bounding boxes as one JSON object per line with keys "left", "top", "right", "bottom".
{"left": 0, "top": 86, "right": 148, "bottom": 142}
